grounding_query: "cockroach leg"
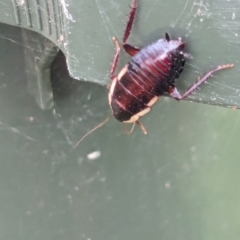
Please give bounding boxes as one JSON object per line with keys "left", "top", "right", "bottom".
{"left": 110, "top": 0, "right": 138, "bottom": 80}
{"left": 136, "top": 120, "right": 147, "bottom": 134}
{"left": 122, "top": 122, "right": 136, "bottom": 134}
{"left": 169, "top": 64, "right": 234, "bottom": 100}
{"left": 110, "top": 37, "right": 121, "bottom": 80}
{"left": 123, "top": 0, "right": 137, "bottom": 44}
{"left": 122, "top": 120, "right": 147, "bottom": 135}
{"left": 123, "top": 43, "right": 140, "bottom": 56}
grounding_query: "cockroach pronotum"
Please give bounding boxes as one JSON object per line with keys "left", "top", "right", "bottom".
{"left": 74, "top": 0, "right": 233, "bottom": 147}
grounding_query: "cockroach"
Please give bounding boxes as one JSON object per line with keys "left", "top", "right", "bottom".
{"left": 74, "top": 0, "right": 233, "bottom": 147}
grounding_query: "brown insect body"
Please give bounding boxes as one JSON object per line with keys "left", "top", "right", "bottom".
{"left": 109, "top": 35, "right": 186, "bottom": 123}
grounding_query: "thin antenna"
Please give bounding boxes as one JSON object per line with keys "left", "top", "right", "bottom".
{"left": 73, "top": 114, "right": 113, "bottom": 148}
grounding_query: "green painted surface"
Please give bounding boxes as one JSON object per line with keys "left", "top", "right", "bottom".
{"left": 0, "top": 1, "right": 240, "bottom": 239}
{"left": 0, "top": 22, "right": 240, "bottom": 240}
{"left": 0, "top": 0, "right": 239, "bottom": 106}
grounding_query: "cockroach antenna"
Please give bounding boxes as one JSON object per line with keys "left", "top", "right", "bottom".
{"left": 73, "top": 114, "right": 113, "bottom": 148}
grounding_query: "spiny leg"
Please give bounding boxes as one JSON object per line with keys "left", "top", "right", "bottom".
{"left": 122, "top": 0, "right": 140, "bottom": 56}
{"left": 110, "top": 0, "right": 138, "bottom": 80}
{"left": 109, "top": 1, "right": 139, "bottom": 127}
{"left": 110, "top": 37, "right": 121, "bottom": 80}
{"left": 169, "top": 64, "right": 234, "bottom": 100}
{"left": 123, "top": 0, "right": 137, "bottom": 44}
